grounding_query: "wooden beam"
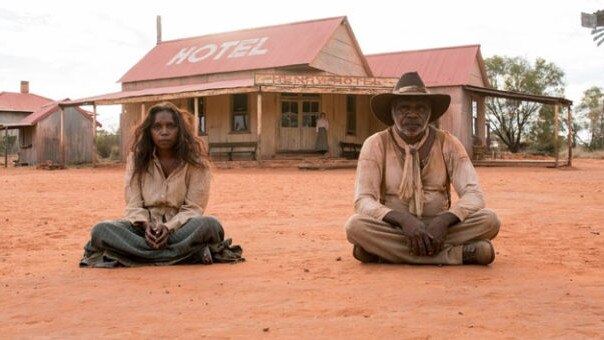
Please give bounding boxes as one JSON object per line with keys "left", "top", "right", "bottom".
{"left": 193, "top": 97, "right": 199, "bottom": 136}
{"left": 260, "top": 85, "right": 391, "bottom": 95}
{"left": 567, "top": 105, "right": 573, "bottom": 167}
{"left": 554, "top": 104, "right": 559, "bottom": 167}
{"left": 3, "top": 126, "right": 7, "bottom": 168}
{"left": 60, "top": 106, "right": 65, "bottom": 167}
{"left": 140, "top": 103, "right": 146, "bottom": 124}
{"left": 256, "top": 92, "right": 263, "bottom": 165}
{"left": 84, "top": 86, "right": 260, "bottom": 106}
{"left": 476, "top": 97, "right": 486, "bottom": 145}
{"left": 92, "top": 104, "right": 97, "bottom": 167}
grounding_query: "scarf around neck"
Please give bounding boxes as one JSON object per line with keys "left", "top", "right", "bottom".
{"left": 388, "top": 127, "right": 431, "bottom": 218}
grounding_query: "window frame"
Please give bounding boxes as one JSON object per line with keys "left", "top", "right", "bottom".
{"left": 346, "top": 94, "right": 357, "bottom": 135}
{"left": 231, "top": 93, "right": 250, "bottom": 134}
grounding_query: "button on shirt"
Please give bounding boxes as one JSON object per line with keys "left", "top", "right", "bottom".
{"left": 124, "top": 153, "right": 211, "bottom": 231}
{"left": 354, "top": 128, "right": 485, "bottom": 222}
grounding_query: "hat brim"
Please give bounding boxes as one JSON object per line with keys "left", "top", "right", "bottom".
{"left": 370, "top": 93, "right": 451, "bottom": 126}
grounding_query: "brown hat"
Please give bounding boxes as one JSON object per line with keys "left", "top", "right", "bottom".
{"left": 370, "top": 71, "right": 451, "bottom": 126}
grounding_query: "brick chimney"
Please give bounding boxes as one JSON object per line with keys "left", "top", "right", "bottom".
{"left": 20, "top": 81, "right": 29, "bottom": 94}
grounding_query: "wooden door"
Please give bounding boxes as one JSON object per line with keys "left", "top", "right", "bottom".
{"left": 278, "top": 94, "right": 320, "bottom": 151}
{"left": 278, "top": 100, "right": 300, "bottom": 150}
{"left": 300, "top": 99, "right": 319, "bottom": 150}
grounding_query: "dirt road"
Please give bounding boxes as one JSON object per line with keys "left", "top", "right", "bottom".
{"left": 0, "top": 160, "right": 602, "bottom": 338}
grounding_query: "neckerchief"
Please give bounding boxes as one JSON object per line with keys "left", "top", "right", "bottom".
{"left": 388, "top": 127, "right": 431, "bottom": 218}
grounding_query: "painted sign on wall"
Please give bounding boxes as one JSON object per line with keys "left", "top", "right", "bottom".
{"left": 254, "top": 74, "right": 398, "bottom": 88}
{"left": 167, "top": 37, "right": 269, "bottom": 65}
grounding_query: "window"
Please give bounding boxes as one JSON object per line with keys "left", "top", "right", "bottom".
{"left": 231, "top": 94, "right": 249, "bottom": 132}
{"left": 302, "top": 99, "right": 319, "bottom": 127}
{"left": 281, "top": 101, "right": 298, "bottom": 127}
{"left": 346, "top": 95, "right": 356, "bottom": 135}
{"left": 188, "top": 97, "right": 206, "bottom": 135}
{"left": 280, "top": 93, "right": 319, "bottom": 128}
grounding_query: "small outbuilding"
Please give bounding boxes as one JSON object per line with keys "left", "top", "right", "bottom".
{"left": 0, "top": 81, "right": 53, "bottom": 154}
{"left": 7, "top": 102, "right": 100, "bottom": 166}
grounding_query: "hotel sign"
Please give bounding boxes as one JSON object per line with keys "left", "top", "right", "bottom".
{"left": 167, "top": 37, "right": 269, "bottom": 65}
{"left": 254, "top": 74, "right": 397, "bottom": 88}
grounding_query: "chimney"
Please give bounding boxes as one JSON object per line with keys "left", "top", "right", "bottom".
{"left": 156, "top": 15, "right": 162, "bottom": 45}
{"left": 20, "top": 81, "right": 29, "bottom": 94}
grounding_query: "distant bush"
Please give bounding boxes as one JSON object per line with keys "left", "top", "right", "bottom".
{"left": 572, "top": 147, "right": 604, "bottom": 159}
{"left": 96, "top": 129, "right": 119, "bottom": 160}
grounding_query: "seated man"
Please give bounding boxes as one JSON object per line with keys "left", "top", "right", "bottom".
{"left": 345, "top": 72, "right": 500, "bottom": 265}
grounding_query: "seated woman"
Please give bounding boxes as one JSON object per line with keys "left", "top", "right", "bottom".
{"left": 80, "top": 102, "right": 243, "bottom": 267}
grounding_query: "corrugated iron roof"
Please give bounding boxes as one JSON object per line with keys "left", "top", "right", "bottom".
{"left": 15, "top": 101, "right": 101, "bottom": 127}
{"left": 366, "top": 45, "right": 484, "bottom": 87}
{"left": 119, "top": 16, "right": 346, "bottom": 83}
{"left": 65, "top": 78, "right": 255, "bottom": 106}
{"left": 0, "top": 91, "right": 53, "bottom": 112}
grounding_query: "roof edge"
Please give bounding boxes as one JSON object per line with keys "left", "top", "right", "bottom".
{"left": 366, "top": 44, "right": 481, "bottom": 58}
{"left": 157, "top": 15, "right": 348, "bottom": 45}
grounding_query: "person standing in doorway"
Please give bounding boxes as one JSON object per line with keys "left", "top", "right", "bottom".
{"left": 315, "top": 112, "right": 329, "bottom": 155}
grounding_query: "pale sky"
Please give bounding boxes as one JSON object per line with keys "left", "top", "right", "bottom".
{"left": 1, "top": 0, "right": 603, "bottom": 131}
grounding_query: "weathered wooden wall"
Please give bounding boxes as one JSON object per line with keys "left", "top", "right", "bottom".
{"left": 311, "top": 25, "right": 368, "bottom": 77}
{"left": 119, "top": 92, "right": 381, "bottom": 160}
{"left": 20, "top": 107, "right": 94, "bottom": 165}
{"left": 434, "top": 86, "right": 473, "bottom": 154}
{"left": 19, "top": 126, "right": 36, "bottom": 165}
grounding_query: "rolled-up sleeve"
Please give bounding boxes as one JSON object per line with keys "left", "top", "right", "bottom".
{"left": 444, "top": 135, "right": 485, "bottom": 221}
{"left": 164, "top": 166, "right": 211, "bottom": 231}
{"left": 354, "top": 134, "right": 392, "bottom": 220}
{"left": 124, "top": 154, "right": 150, "bottom": 224}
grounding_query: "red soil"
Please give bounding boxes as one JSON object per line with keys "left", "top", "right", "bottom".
{"left": 0, "top": 159, "right": 602, "bottom": 338}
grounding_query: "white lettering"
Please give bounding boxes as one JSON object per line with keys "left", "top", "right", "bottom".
{"left": 248, "top": 37, "right": 269, "bottom": 56}
{"left": 213, "top": 41, "right": 239, "bottom": 60}
{"left": 188, "top": 44, "right": 217, "bottom": 62}
{"left": 228, "top": 38, "right": 259, "bottom": 58}
{"left": 167, "top": 37, "right": 270, "bottom": 66}
{"left": 167, "top": 47, "right": 196, "bottom": 65}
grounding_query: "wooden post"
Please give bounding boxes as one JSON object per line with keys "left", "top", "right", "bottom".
{"left": 256, "top": 92, "right": 263, "bottom": 165}
{"left": 92, "top": 104, "right": 97, "bottom": 167}
{"left": 60, "top": 106, "right": 65, "bottom": 167}
{"left": 477, "top": 97, "right": 486, "bottom": 145}
{"left": 567, "top": 105, "right": 573, "bottom": 167}
{"left": 4, "top": 126, "right": 7, "bottom": 168}
{"left": 140, "top": 103, "right": 146, "bottom": 123}
{"left": 193, "top": 97, "right": 199, "bottom": 136}
{"left": 554, "top": 104, "right": 559, "bottom": 167}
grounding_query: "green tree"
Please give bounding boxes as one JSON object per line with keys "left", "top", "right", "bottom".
{"left": 96, "top": 129, "right": 120, "bottom": 159}
{"left": 576, "top": 86, "right": 604, "bottom": 150}
{"left": 485, "top": 56, "right": 565, "bottom": 153}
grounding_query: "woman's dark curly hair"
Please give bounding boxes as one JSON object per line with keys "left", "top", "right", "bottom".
{"left": 130, "top": 101, "right": 209, "bottom": 178}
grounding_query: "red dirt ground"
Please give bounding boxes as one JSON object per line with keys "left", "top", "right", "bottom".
{"left": 0, "top": 159, "right": 602, "bottom": 338}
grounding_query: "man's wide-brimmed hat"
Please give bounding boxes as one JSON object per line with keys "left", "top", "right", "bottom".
{"left": 370, "top": 71, "right": 451, "bottom": 126}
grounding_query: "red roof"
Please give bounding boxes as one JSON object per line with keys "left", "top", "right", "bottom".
{"left": 16, "top": 101, "right": 100, "bottom": 127}
{"left": 0, "top": 91, "right": 53, "bottom": 112}
{"left": 366, "top": 45, "right": 486, "bottom": 87}
{"left": 66, "top": 78, "right": 255, "bottom": 106}
{"left": 119, "top": 16, "right": 347, "bottom": 83}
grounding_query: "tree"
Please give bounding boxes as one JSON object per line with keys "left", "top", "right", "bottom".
{"left": 96, "top": 129, "right": 120, "bottom": 159}
{"left": 576, "top": 86, "right": 604, "bottom": 150}
{"left": 485, "top": 56, "right": 565, "bottom": 153}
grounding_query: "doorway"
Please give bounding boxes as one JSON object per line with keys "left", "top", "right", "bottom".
{"left": 278, "top": 93, "right": 320, "bottom": 151}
